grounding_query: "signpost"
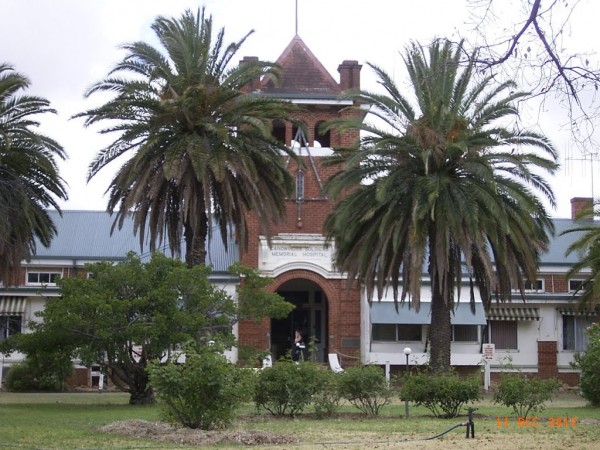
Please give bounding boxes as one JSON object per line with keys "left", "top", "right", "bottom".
{"left": 482, "top": 344, "right": 495, "bottom": 392}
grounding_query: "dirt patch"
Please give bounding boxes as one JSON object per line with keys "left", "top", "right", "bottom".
{"left": 100, "top": 419, "right": 298, "bottom": 446}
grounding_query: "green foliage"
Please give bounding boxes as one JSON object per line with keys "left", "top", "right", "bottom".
{"left": 400, "top": 372, "right": 480, "bottom": 418}
{"left": 230, "top": 263, "right": 294, "bottom": 321}
{"left": 338, "top": 365, "right": 391, "bottom": 416}
{"left": 573, "top": 322, "right": 600, "bottom": 405}
{"left": 75, "top": 8, "right": 299, "bottom": 267}
{"left": 493, "top": 373, "right": 561, "bottom": 418}
{"left": 253, "top": 360, "right": 323, "bottom": 416}
{"left": 322, "top": 38, "right": 558, "bottom": 374}
{"left": 312, "top": 369, "right": 343, "bottom": 418}
{"left": 4, "top": 351, "right": 72, "bottom": 392}
{"left": 5, "top": 253, "right": 285, "bottom": 405}
{"left": 0, "top": 64, "right": 68, "bottom": 283}
{"left": 148, "top": 346, "right": 252, "bottom": 429}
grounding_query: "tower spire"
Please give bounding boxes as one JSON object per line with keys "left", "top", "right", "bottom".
{"left": 295, "top": 0, "right": 298, "bottom": 36}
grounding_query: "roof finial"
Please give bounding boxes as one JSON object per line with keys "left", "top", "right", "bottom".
{"left": 295, "top": 0, "right": 298, "bottom": 36}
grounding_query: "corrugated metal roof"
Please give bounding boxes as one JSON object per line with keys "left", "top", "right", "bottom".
{"left": 34, "top": 211, "right": 238, "bottom": 273}
{"left": 541, "top": 218, "right": 591, "bottom": 265}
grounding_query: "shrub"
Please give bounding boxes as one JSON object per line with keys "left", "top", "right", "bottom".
{"left": 148, "top": 346, "right": 253, "bottom": 429}
{"left": 338, "top": 365, "right": 391, "bottom": 416}
{"left": 573, "top": 322, "right": 600, "bottom": 406}
{"left": 253, "top": 360, "right": 323, "bottom": 416}
{"left": 493, "top": 373, "right": 560, "bottom": 418}
{"left": 4, "top": 353, "right": 72, "bottom": 392}
{"left": 312, "top": 369, "right": 343, "bottom": 418}
{"left": 399, "top": 372, "right": 480, "bottom": 418}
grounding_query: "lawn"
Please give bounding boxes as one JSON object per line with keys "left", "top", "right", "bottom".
{"left": 0, "top": 390, "right": 599, "bottom": 449}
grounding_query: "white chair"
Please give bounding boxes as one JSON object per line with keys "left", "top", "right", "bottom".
{"left": 328, "top": 353, "right": 344, "bottom": 373}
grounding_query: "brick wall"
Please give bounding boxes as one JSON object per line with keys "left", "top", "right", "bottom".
{"left": 537, "top": 340, "right": 558, "bottom": 378}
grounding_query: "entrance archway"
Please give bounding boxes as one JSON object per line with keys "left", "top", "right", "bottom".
{"left": 270, "top": 279, "right": 328, "bottom": 362}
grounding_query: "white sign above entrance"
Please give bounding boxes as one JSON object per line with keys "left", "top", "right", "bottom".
{"left": 259, "top": 234, "right": 336, "bottom": 276}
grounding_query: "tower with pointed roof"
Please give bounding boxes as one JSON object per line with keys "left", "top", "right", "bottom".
{"left": 237, "top": 36, "right": 363, "bottom": 363}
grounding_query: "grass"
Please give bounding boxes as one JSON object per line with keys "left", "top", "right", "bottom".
{"left": 0, "top": 390, "right": 599, "bottom": 449}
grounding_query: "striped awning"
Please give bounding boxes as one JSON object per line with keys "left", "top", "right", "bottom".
{"left": 0, "top": 297, "right": 27, "bottom": 314}
{"left": 557, "top": 307, "right": 598, "bottom": 317}
{"left": 487, "top": 307, "right": 539, "bottom": 321}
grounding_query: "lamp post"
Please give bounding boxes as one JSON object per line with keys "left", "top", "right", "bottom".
{"left": 403, "top": 347, "right": 412, "bottom": 418}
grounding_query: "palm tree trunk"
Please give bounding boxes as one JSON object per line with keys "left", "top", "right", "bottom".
{"left": 184, "top": 210, "right": 208, "bottom": 267}
{"left": 429, "top": 284, "right": 452, "bottom": 374}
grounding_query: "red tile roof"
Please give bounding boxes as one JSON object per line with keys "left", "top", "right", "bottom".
{"left": 261, "top": 35, "right": 341, "bottom": 96}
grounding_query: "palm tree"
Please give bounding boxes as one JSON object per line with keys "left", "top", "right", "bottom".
{"left": 0, "top": 64, "right": 67, "bottom": 283}
{"left": 323, "top": 40, "right": 558, "bottom": 373}
{"left": 563, "top": 202, "right": 600, "bottom": 310}
{"left": 76, "top": 8, "right": 297, "bottom": 267}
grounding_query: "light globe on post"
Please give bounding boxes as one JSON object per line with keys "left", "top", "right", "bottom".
{"left": 403, "top": 347, "right": 412, "bottom": 418}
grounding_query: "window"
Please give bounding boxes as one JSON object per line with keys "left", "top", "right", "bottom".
{"left": 0, "top": 315, "right": 22, "bottom": 341}
{"left": 397, "top": 324, "right": 422, "bottom": 341}
{"left": 372, "top": 324, "right": 422, "bottom": 342}
{"left": 563, "top": 315, "right": 595, "bottom": 351}
{"left": 452, "top": 325, "right": 479, "bottom": 342}
{"left": 568, "top": 279, "right": 588, "bottom": 293}
{"left": 26, "top": 271, "right": 61, "bottom": 286}
{"left": 486, "top": 321, "right": 518, "bottom": 349}
{"left": 372, "top": 324, "right": 396, "bottom": 341}
{"left": 524, "top": 279, "right": 544, "bottom": 292}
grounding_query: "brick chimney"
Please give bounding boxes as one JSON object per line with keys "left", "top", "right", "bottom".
{"left": 239, "top": 56, "right": 262, "bottom": 92}
{"left": 570, "top": 197, "right": 593, "bottom": 220}
{"left": 338, "top": 60, "right": 362, "bottom": 91}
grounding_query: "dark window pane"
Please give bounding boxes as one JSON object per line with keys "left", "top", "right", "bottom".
{"left": 372, "top": 324, "right": 396, "bottom": 341}
{"left": 397, "top": 324, "right": 422, "bottom": 341}
{"left": 453, "top": 325, "right": 478, "bottom": 341}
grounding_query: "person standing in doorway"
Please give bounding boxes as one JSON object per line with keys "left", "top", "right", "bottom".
{"left": 292, "top": 329, "right": 305, "bottom": 362}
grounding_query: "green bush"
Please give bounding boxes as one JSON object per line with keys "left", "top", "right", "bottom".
{"left": 312, "top": 369, "right": 343, "bottom": 418}
{"left": 4, "top": 353, "right": 72, "bottom": 392}
{"left": 399, "top": 372, "right": 480, "bottom": 418}
{"left": 493, "top": 373, "right": 560, "bottom": 418}
{"left": 253, "top": 360, "right": 323, "bottom": 416}
{"left": 338, "top": 365, "right": 391, "bottom": 416}
{"left": 148, "top": 346, "right": 253, "bottom": 429}
{"left": 573, "top": 322, "right": 600, "bottom": 406}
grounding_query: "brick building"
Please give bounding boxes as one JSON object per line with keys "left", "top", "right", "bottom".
{"left": 0, "top": 36, "right": 597, "bottom": 387}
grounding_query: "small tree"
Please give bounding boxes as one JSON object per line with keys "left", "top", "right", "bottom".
{"left": 493, "top": 374, "right": 560, "bottom": 418}
{"left": 338, "top": 365, "right": 392, "bottom": 416}
{"left": 400, "top": 372, "right": 480, "bottom": 418}
{"left": 253, "top": 360, "right": 323, "bottom": 416}
{"left": 2, "top": 253, "right": 291, "bottom": 404}
{"left": 573, "top": 322, "right": 600, "bottom": 406}
{"left": 148, "top": 345, "right": 253, "bottom": 429}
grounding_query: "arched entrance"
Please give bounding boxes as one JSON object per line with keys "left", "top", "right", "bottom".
{"left": 270, "top": 279, "right": 328, "bottom": 362}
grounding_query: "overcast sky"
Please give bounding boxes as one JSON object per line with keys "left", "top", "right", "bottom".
{"left": 2, "top": 0, "right": 598, "bottom": 217}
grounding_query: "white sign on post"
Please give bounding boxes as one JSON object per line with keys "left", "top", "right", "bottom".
{"left": 483, "top": 343, "right": 495, "bottom": 360}
{"left": 482, "top": 344, "right": 495, "bottom": 392}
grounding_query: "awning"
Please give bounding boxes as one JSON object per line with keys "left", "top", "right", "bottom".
{"left": 557, "top": 307, "right": 598, "bottom": 317}
{"left": 370, "top": 302, "right": 487, "bottom": 325}
{"left": 0, "top": 297, "right": 26, "bottom": 314}
{"left": 487, "top": 307, "right": 539, "bottom": 321}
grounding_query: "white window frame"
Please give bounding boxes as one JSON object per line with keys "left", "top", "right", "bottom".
{"left": 512, "top": 279, "right": 544, "bottom": 293}
{"left": 26, "top": 269, "right": 63, "bottom": 286}
{"left": 0, "top": 315, "right": 22, "bottom": 341}
{"left": 568, "top": 278, "right": 587, "bottom": 293}
{"left": 562, "top": 315, "right": 595, "bottom": 352}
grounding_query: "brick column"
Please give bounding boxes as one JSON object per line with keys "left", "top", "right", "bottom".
{"left": 537, "top": 341, "right": 558, "bottom": 378}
